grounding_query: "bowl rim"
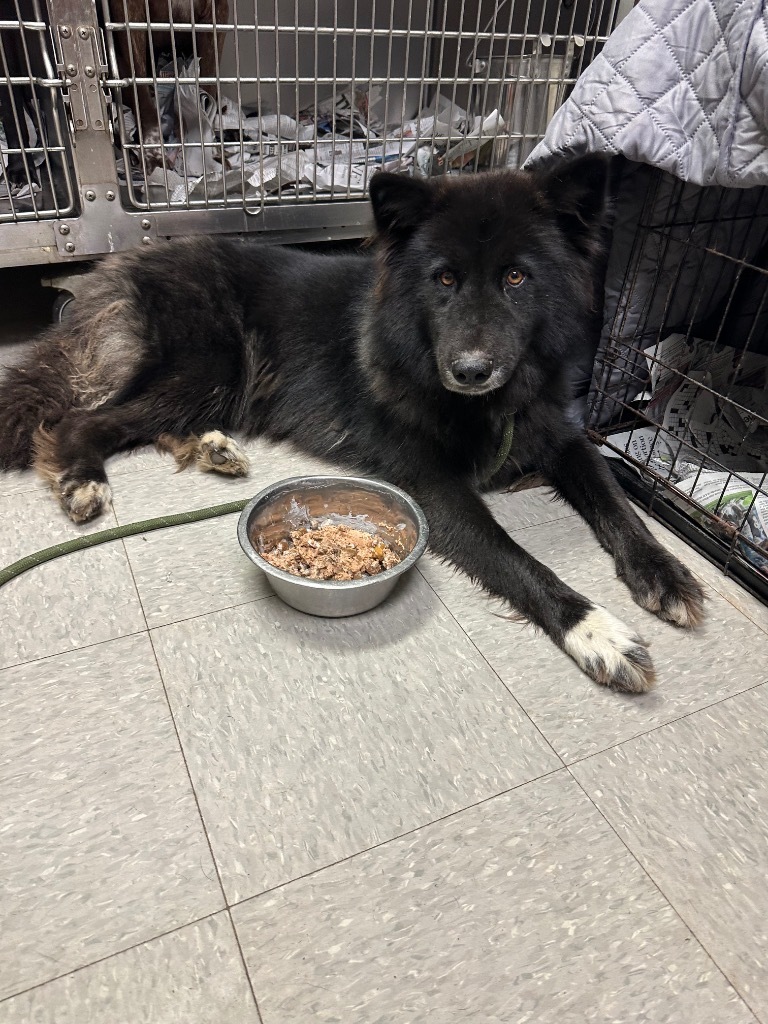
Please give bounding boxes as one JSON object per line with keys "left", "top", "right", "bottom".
{"left": 237, "top": 474, "right": 429, "bottom": 591}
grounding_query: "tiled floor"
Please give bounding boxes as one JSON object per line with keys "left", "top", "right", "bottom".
{"left": 2, "top": 279, "right": 768, "bottom": 1022}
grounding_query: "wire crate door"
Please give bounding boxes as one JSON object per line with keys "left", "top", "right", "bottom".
{"left": 0, "top": 0, "right": 76, "bottom": 223}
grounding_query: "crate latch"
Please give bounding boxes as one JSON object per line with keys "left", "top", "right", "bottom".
{"left": 57, "top": 23, "right": 108, "bottom": 132}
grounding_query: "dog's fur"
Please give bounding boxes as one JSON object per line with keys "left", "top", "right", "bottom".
{"left": 0, "top": 157, "right": 705, "bottom": 690}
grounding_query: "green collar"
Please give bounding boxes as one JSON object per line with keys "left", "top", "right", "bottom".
{"left": 482, "top": 414, "right": 515, "bottom": 483}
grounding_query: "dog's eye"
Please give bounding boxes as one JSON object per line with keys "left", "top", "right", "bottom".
{"left": 438, "top": 270, "right": 456, "bottom": 287}
{"left": 505, "top": 269, "right": 526, "bottom": 288}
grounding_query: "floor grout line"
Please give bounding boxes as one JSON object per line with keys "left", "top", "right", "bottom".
{"left": 144, "top": 632, "right": 229, "bottom": 903}
{"left": 0, "top": 764, "right": 570, "bottom": 1007}
{"left": 225, "top": 766, "right": 568, "bottom": 913}
{"left": 225, "top": 909, "right": 265, "bottom": 1024}
{"left": 567, "top": 769, "right": 763, "bottom": 1023}
{"left": 687, "top": 565, "right": 768, "bottom": 638}
{"left": 505, "top": 509, "right": 578, "bottom": 532}
{"left": 145, "top": 593, "right": 277, "bottom": 632}
{"left": 109, "top": 487, "right": 270, "bottom": 630}
{"left": 413, "top": 565, "right": 568, "bottom": 770}
{"left": 0, "top": 504, "right": 141, "bottom": 672}
{"left": 0, "top": 597, "right": 276, "bottom": 677}
{"left": 0, "top": 485, "right": 46, "bottom": 499}
{"left": 120, "top": 537, "right": 151, "bottom": 634}
{"left": 0, "top": 910, "right": 224, "bottom": 1006}
{"left": 564, "top": 676, "right": 768, "bottom": 768}
{"left": 0, "top": 627, "right": 150, "bottom": 676}
{"left": 144, "top": 629, "right": 266, "bottom": 1022}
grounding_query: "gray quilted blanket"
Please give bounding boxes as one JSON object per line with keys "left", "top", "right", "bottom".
{"left": 528, "top": 0, "right": 768, "bottom": 187}
{"left": 525, "top": 0, "right": 768, "bottom": 428}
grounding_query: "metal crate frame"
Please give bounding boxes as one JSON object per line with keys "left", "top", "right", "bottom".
{"left": 588, "top": 168, "right": 768, "bottom": 604}
{"left": 1, "top": 0, "right": 621, "bottom": 267}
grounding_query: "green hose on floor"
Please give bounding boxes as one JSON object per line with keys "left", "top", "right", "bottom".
{"left": 1, "top": 417, "right": 518, "bottom": 589}
{"left": 0, "top": 499, "right": 249, "bottom": 589}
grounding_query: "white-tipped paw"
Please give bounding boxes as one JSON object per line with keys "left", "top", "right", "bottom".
{"left": 59, "top": 479, "right": 112, "bottom": 524}
{"left": 197, "top": 431, "right": 250, "bottom": 477}
{"left": 563, "top": 606, "right": 655, "bottom": 693}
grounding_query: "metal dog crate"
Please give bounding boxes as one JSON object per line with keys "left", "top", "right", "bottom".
{"left": 588, "top": 167, "right": 768, "bottom": 602}
{"left": 1, "top": 0, "right": 623, "bottom": 267}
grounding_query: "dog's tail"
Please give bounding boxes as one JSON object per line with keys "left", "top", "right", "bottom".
{"left": 0, "top": 336, "right": 75, "bottom": 471}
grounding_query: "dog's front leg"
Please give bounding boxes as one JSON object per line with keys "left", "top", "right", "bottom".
{"left": 413, "top": 478, "right": 656, "bottom": 693}
{"left": 541, "top": 430, "right": 705, "bottom": 628}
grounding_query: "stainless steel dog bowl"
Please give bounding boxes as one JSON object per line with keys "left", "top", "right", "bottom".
{"left": 237, "top": 475, "right": 429, "bottom": 617}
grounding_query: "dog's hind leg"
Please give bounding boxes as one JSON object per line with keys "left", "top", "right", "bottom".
{"left": 156, "top": 431, "right": 249, "bottom": 476}
{"left": 33, "top": 398, "right": 184, "bottom": 523}
{"left": 35, "top": 419, "right": 115, "bottom": 524}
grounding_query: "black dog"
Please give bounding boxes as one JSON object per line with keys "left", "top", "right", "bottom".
{"left": 0, "top": 157, "right": 704, "bottom": 691}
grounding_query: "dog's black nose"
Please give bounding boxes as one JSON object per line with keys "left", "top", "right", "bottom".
{"left": 451, "top": 356, "right": 494, "bottom": 387}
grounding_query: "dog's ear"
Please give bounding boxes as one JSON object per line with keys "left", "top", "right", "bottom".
{"left": 540, "top": 155, "right": 611, "bottom": 257}
{"left": 369, "top": 172, "right": 434, "bottom": 239}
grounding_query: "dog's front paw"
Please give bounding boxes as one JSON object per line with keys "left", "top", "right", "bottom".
{"left": 562, "top": 606, "right": 655, "bottom": 693}
{"left": 59, "top": 478, "right": 112, "bottom": 523}
{"left": 620, "top": 544, "right": 705, "bottom": 629}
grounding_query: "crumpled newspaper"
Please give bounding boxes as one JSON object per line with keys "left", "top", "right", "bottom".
{"left": 638, "top": 333, "right": 768, "bottom": 472}
{"left": 0, "top": 117, "right": 43, "bottom": 199}
{"left": 603, "top": 332, "right": 768, "bottom": 575}
{"left": 115, "top": 76, "right": 506, "bottom": 201}
{"left": 604, "top": 430, "right": 768, "bottom": 576}
{"left": 678, "top": 471, "right": 768, "bottom": 575}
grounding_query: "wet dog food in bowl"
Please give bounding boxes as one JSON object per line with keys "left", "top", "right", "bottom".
{"left": 237, "top": 476, "right": 428, "bottom": 616}
{"left": 261, "top": 523, "right": 402, "bottom": 580}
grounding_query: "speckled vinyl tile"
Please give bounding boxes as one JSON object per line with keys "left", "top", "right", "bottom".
{"left": 420, "top": 514, "right": 768, "bottom": 762}
{"left": 108, "top": 437, "right": 339, "bottom": 525}
{"left": 0, "top": 633, "right": 223, "bottom": 1000}
{"left": 0, "top": 467, "right": 46, "bottom": 498}
{"left": 231, "top": 771, "right": 753, "bottom": 1024}
{"left": 419, "top": 511, "right": 616, "bottom": 602}
{"left": 0, "top": 914, "right": 258, "bottom": 1024}
{"left": 122, "top": 513, "right": 271, "bottom": 628}
{"left": 150, "top": 570, "right": 559, "bottom": 902}
{"left": 0, "top": 489, "right": 146, "bottom": 670}
{"left": 484, "top": 484, "right": 579, "bottom": 531}
{"left": 572, "top": 683, "right": 768, "bottom": 1020}
{"left": 507, "top": 572, "right": 768, "bottom": 763}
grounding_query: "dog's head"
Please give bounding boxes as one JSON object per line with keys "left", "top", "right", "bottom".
{"left": 368, "top": 156, "right": 609, "bottom": 398}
